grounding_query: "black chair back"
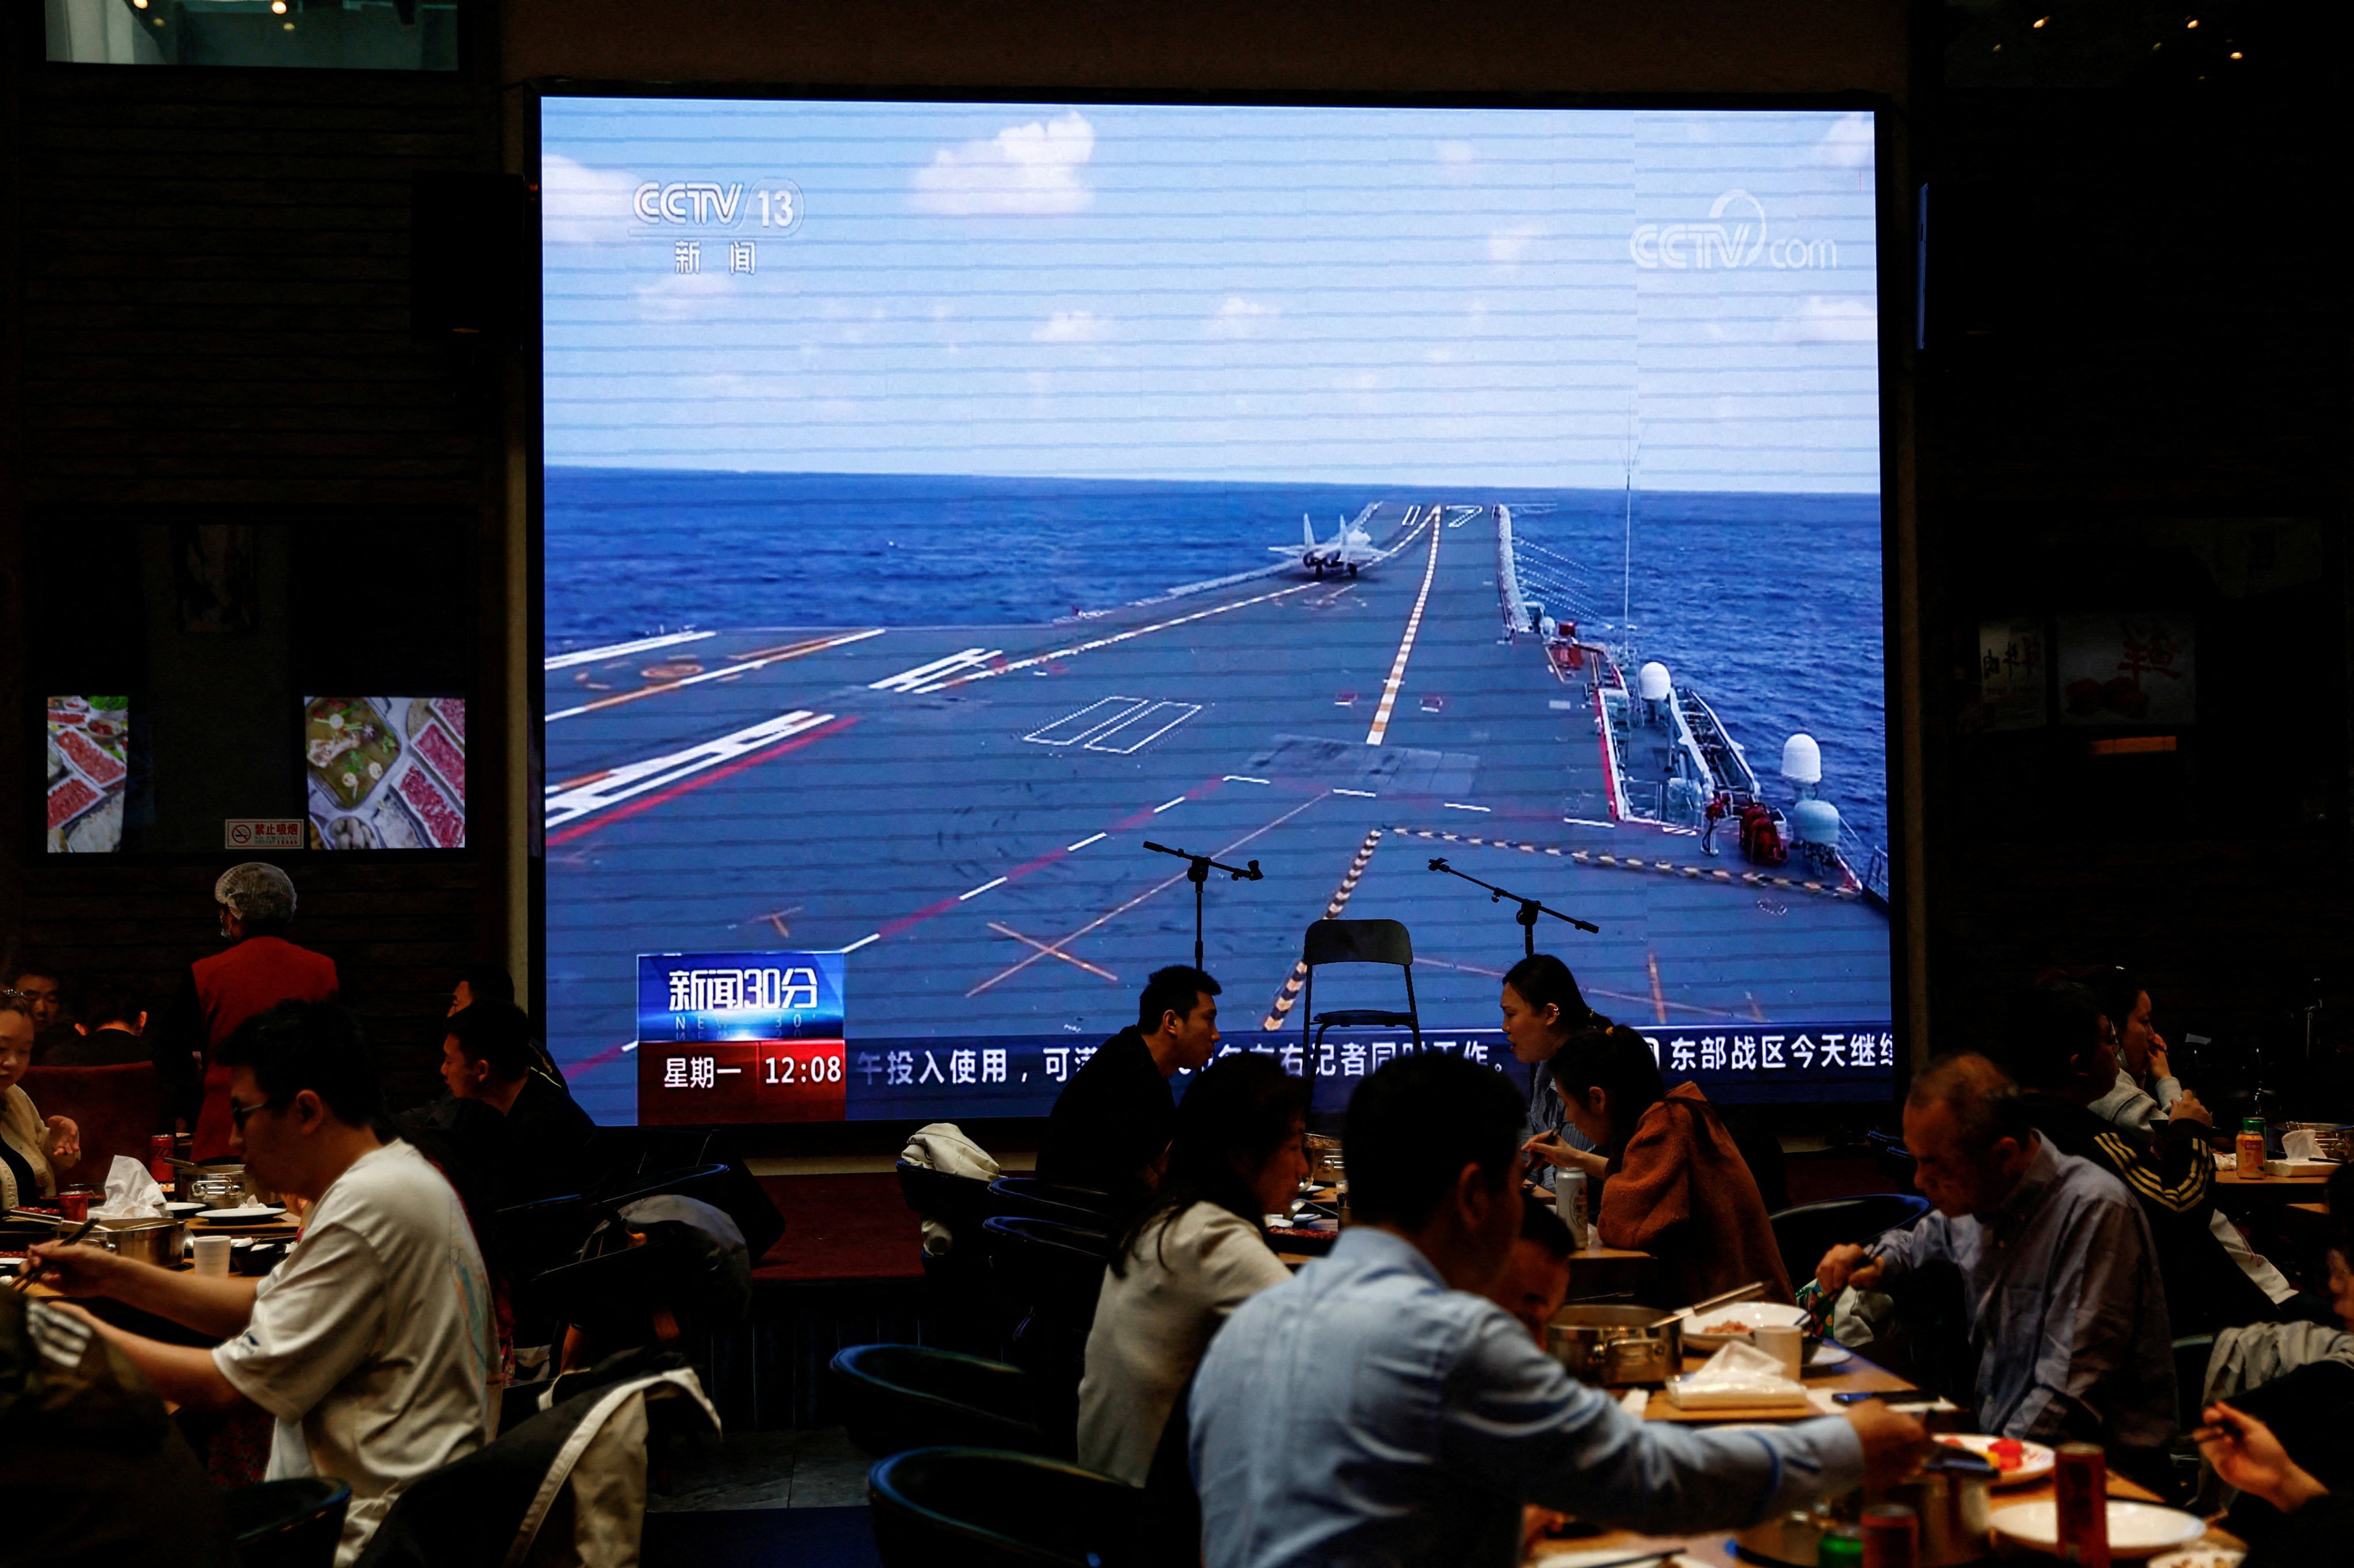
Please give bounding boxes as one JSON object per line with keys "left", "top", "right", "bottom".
{"left": 868, "top": 1447, "right": 1141, "bottom": 1568}
{"left": 982, "top": 1216, "right": 1111, "bottom": 1455}
{"left": 2172, "top": 1335, "right": 2214, "bottom": 1430}
{"left": 830, "top": 1343, "right": 1046, "bottom": 1456}
{"left": 988, "top": 1175, "right": 1117, "bottom": 1228}
{"left": 224, "top": 1477, "right": 352, "bottom": 1568}
{"left": 1299, "top": 917, "right": 1422, "bottom": 1054}
{"left": 1767, "top": 1194, "right": 1931, "bottom": 1293}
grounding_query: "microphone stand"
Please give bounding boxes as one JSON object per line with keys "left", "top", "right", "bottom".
{"left": 1143, "top": 840, "right": 1264, "bottom": 970}
{"left": 1425, "top": 857, "right": 1599, "bottom": 956}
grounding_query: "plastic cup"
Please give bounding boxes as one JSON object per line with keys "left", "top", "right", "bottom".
{"left": 193, "top": 1235, "right": 232, "bottom": 1277}
{"left": 1756, "top": 1323, "right": 1806, "bottom": 1380}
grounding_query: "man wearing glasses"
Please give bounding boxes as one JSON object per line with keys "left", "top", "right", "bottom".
{"left": 26, "top": 1001, "right": 494, "bottom": 1567}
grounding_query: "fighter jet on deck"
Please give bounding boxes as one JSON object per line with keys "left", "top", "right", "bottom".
{"left": 1272, "top": 513, "right": 1377, "bottom": 578}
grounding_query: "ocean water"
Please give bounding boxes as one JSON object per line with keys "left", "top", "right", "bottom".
{"left": 544, "top": 467, "right": 1886, "bottom": 847}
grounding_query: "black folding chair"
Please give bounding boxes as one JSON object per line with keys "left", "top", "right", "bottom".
{"left": 1299, "top": 918, "right": 1422, "bottom": 1056}
{"left": 1766, "top": 1194, "right": 1931, "bottom": 1294}
{"left": 867, "top": 1447, "right": 1141, "bottom": 1568}
{"left": 224, "top": 1478, "right": 351, "bottom": 1568}
{"left": 830, "top": 1343, "right": 1047, "bottom": 1456}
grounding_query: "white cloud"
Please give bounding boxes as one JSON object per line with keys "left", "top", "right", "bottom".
{"left": 1776, "top": 296, "right": 1877, "bottom": 343}
{"left": 1437, "top": 140, "right": 1476, "bottom": 166}
{"left": 911, "top": 112, "right": 1096, "bottom": 216}
{"left": 1488, "top": 222, "right": 1544, "bottom": 266}
{"left": 1035, "top": 309, "right": 1109, "bottom": 342}
{"left": 540, "top": 153, "right": 639, "bottom": 245}
{"left": 1205, "top": 296, "right": 1280, "bottom": 339}
{"left": 632, "top": 271, "right": 740, "bottom": 324}
{"left": 1813, "top": 112, "right": 1875, "bottom": 170}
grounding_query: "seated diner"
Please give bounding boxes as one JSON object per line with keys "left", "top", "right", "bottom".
{"left": 1038, "top": 964, "right": 1223, "bottom": 1212}
{"left": 1, "top": 999, "right": 78, "bottom": 1207}
{"left": 25, "top": 1000, "right": 495, "bottom": 1565}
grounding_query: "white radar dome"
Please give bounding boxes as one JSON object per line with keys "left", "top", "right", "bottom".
{"left": 1637, "top": 662, "right": 1673, "bottom": 702}
{"left": 1781, "top": 733, "right": 1823, "bottom": 786}
{"left": 1792, "top": 798, "right": 1842, "bottom": 847}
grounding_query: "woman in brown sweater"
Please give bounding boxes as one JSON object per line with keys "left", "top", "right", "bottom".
{"left": 1545, "top": 1025, "right": 1791, "bottom": 1307}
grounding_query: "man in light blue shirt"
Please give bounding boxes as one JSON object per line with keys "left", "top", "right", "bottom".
{"left": 1191, "top": 1052, "right": 1927, "bottom": 1568}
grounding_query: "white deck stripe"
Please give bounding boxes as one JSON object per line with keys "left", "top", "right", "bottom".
{"left": 912, "top": 580, "right": 1324, "bottom": 693}
{"left": 544, "top": 630, "right": 715, "bottom": 671}
{"left": 543, "top": 709, "right": 834, "bottom": 829}
{"left": 547, "top": 628, "right": 882, "bottom": 722}
{"left": 1364, "top": 516, "right": 1442, "bottom": 745}
{"left": 958, "top": 877, "right": 1008, "bottom": 901}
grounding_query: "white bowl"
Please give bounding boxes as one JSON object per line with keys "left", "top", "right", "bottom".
{"left": 1684, "top": 1300, "right": 1811, "bottom": 1350}
{"left": 1990, "top": 1501, "right": 2206, "bottom": 1558}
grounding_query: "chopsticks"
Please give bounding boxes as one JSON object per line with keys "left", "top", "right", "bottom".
{"left": 9, "top": 1217, "right": 97, "bottom": 1292}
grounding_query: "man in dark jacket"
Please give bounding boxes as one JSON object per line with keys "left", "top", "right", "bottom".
{"left": 1037, "top": 966, "right": 1221, "bottom": 1213}
{"left": 37, "top": 982, "right": 151, "bottom": 1068}
{"left": 2003, "top": 979, "right": 2278, "bottom": 1336}
{"left": 437, "top": 1001, "right": 597, "bottom": 1205}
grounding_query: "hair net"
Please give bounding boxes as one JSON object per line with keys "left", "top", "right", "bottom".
{"left": 214, "top": 862, "right": 297, "bottom": 924}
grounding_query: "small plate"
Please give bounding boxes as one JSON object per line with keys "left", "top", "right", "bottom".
{"left": 163, "top": 1201, "right": 208, "bottom": 1216}
{"left": 195, "top": 1205, "right": 285, "bottom": 1223}
{"left": 1806, "top": 1341, "right": 1854, "bottom": 1370}
{"left": 1990, "top": 1501, "right": 2205, "bottom": 1558}
{"left": 1934, "top": 1432, "right": 2056, "bottom": 1485}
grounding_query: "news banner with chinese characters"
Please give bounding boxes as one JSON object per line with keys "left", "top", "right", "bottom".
{"left": 633, "top": 946, "right": 1893, "bottom": 1122}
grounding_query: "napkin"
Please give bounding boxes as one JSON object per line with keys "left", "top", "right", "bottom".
{"left": 2280, "top": 1128, "right": 2333, "bottom": 1163}
{"left": 1666, "top": 1339, "right": 1808, "bottom": 1409}
{"left": 94, "top": 1155, "right": 168, "bottom": 1219}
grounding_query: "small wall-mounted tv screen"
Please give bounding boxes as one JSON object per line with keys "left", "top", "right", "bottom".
{"left": 540, "top": 95, "right": 1891, "bottom": 1125}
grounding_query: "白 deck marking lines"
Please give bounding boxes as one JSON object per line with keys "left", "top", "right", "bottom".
{"left": 966, "top": 794, "right": 1324, "bottom": 997}
{"left": 894, "top": 518, "right": 1422, "bottom": 692}
{"left": 1385, "top": 826, "right": 1858, "bottom": 900}
{"left": 547, "top": 628, "right": 884, "bottom": 722}
{"left": 544, "top": 710, "right": 854, "bottom": 842}
{"left": 544, "top": 630, "right": 716, "bottom": 671}
{"left": 1364, "top": 516, "right": 1442, "bottom": 746}
{"left": 1261, "top": 827, "right": 1388, "bottom": 1029}
{"left": 988, "top": 923, "right": 1121, "bottom": 985}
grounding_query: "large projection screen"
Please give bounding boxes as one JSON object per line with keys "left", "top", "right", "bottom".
{"left": 539, "top": 96, "right": 1891, "bottom": 1126}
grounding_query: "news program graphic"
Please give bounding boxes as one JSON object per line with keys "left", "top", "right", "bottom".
{"left": 47, "top": 695, "right": 129, "bottom": 854}
{"left": 542, "top": 98, "right": 1893, "bottom": 1126}
{"left": 304, "top": 697, "right": 467, "bottom": 850}
{"left": 638, "top": 951, "right": 847, "bottom": 1123}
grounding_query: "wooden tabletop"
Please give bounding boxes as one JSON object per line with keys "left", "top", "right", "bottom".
{"left": 2213, "top": 1163, "right": 2332, "bottom": 1186}
{"left": 1535, "top": 1347, "right": 2236, "bottom": 1565}
{"left": 1641, "top": 1347, "right": 1922, "bottom": 1423}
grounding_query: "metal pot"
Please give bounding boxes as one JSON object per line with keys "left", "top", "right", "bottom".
{"left": 1545, "top": 1304, "right": 1684, "bottom": 1386}
{"left": 97, "top": 1216, "right": 186, "bottom": 1267}
{"left": 172, "top": 1160, "right": 274, "bottom": 1206}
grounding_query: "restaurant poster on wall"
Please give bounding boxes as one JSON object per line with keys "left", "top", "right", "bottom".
{"left": 2054, "top": 614, "right": 2197, "bottom": 727}
{"left": 46, "top": 695, "right": 129, "bottom": 854}
{"left": 302, "top": 696, "right": 467, "bottom": 850}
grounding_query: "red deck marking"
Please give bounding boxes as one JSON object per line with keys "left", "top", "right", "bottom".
{"left": 546, "top": 714, "right": 858, "bottom": 846}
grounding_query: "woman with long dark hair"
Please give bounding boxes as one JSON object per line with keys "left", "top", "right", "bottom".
{"left": 1548, "top": 1024, "right": 1791, "bottom": 1305}
{"left": 1501, "top": 953, "right": 1607, "bottom": 1185}
{"left": 1077, "top": 1052, "right": 1310, "bottom": 1485}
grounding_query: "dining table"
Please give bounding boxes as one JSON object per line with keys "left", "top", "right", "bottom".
{"left": 1523, "top": 1344, "right": 2247, "bottom": 1566}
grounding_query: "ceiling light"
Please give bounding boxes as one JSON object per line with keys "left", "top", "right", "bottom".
{"left": 2230, "top": 51, "right": 2244, "bottom": 59}
{"left": 2033, "top": 16, "right": 2048, "bottom": 27}
{"left": 2187, "top": 18, "right": 2199, "bottom": 26}
{"left": 271, "top": 0, "right": 286, "bottom": 10}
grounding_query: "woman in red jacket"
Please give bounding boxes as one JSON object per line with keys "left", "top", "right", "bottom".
{"left": 1545, "top": 1024, "right": 1791, "bottom": 1307}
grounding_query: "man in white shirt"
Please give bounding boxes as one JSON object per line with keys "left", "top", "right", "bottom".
{"left": 30, "top": 1000, "right": 496, "bottom": 1566}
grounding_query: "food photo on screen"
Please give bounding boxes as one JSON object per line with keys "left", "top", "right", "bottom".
{"left": 304, "top": 696, "right": 466, "bottom": 850}
{"left": 539, "top": 98, "right": 1892, "bottom": 1126}
{"left": 47, "top": 694, "right": 130, "bottom": 854}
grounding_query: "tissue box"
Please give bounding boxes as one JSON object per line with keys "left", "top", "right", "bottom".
{"left": 2264, "top": 1158, "right": 2338, "bottom": 1177}
{"left": 1665, "top": 1375, "right": 1808, "bottom": 1410}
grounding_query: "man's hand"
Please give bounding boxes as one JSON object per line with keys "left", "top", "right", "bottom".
{"left": 23, "top": 1239, "right": 126, "bottom": 1298}
{"left": 43, "top": 1114, "right": 80, "bottom": 1166}
{"left": 1844, "top": 1402, "right": 1930, "bottom": 1489}
{"left": 2145, "top": 1035, "right": 2171, "bottom": 1083}
{"left": 2170, "top": 1088, "right": 2213, "bottom": 1128}
{"left": 2196, "top": 1402, "right": 2329, "bottom": 1514}
{"left": 1816, "top": 1243, "right": 1885, "bottom": 1294}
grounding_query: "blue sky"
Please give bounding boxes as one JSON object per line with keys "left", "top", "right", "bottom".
{"left": 542, "top": 101, "right": 1881, "bottom": 493}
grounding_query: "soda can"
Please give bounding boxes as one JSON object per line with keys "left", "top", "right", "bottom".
{"left": 150, "top": 1133, "right": 176, "bottom": 1183}
{"left": 1859, "top": 1504, "right": 1918, "bottom": 1568}
{"left": 57, "top": 1191, "right": 89, "bottom": 1223}
{"left": 2054, "top": 1441, "right": 2110, "bottom": 1568}
{"left": 1817, "top": 1524, "right": 1864, "bottom": 1568}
